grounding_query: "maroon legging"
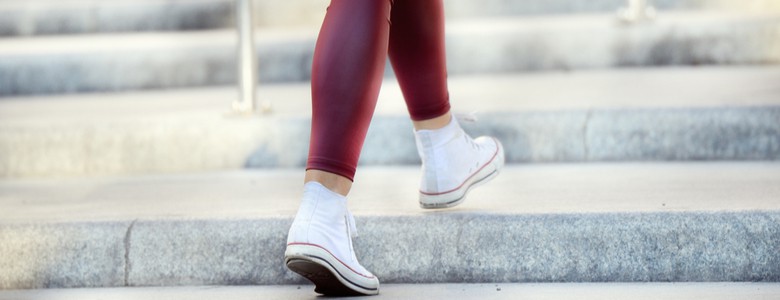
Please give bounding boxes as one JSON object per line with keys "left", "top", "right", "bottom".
{"left": 307, "top": 0, "right": 450, "bottom": 181}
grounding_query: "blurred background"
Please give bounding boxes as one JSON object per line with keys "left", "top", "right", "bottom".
{"left": 0, "top": 0, "right": 778, "bottom": 178}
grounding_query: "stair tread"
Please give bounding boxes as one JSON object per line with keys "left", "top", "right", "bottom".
{"left": 1, "top": 162, "right": 778, "bottom": 224}
{"left": 1, "top": 66, "right": 779, "bottom": 122}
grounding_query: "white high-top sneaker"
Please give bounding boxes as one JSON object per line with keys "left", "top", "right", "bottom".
{"left": 414, "top": 117, "right": 505, "bottom": 209}
{"left": 285, "top": 182, "right": 379, "bottom": 296}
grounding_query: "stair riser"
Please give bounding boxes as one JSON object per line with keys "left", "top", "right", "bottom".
{"left": 2, "top": 14, "right": 778, "bottom": 96}
{"left": 2, "top": 107, "right": 777, "bottom": 178}
{"left": 1, "top": 212, "right": 777, "bottom": 289}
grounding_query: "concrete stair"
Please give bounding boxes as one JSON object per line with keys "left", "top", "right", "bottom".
{"left": 1, "top": 163, "right": 778, "bottom": 289}
{"left": 0, "top": 9, "right": 778, "bottom": 95}
{"left": 1, "top": 66, "right": 778, "bottom": 178}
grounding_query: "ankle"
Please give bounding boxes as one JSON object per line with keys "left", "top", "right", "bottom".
{"left": 413, "top": 112, "right": 452, "bottom": 131}
{"left": 305, "top": 169, "right": 352, "bottom": 196}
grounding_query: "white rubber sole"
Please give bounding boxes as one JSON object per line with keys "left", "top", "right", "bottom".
{"left": 284, "top": 243, "right": 379, "bottom": 296}
{"left": 419, "top": 138, "right": 505, "bottom": 209}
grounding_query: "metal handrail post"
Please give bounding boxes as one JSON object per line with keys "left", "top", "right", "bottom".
{"left": 233, "top": 0, "right": 266, "bottom": 114}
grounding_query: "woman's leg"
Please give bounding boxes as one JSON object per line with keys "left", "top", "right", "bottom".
{"left": 306, "top": 0, "right": 393, "bottom": 195}
{"left": 389, "top": 0, "right": 505, "bottom": 209}
{"left": 388, "top": 0, "right": 451, "bottom": 128}
{"left": 286, "top": 0, "right": 389, "bottom": 296}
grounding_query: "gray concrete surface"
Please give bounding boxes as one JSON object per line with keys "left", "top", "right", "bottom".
{"left": 0, "top": 222, "right": 128, "bottom": 289}
{"left": 1, "top": 66, "right": 779, "bottom": 178}
{"left": 3, "top": 163, "right": 779, "bottom": 222}
{"left": 1, "top": 11, "right": 778, "bottom": 95}
{"left": 1, "top": 105, "right": 777, "bottom": 178}
{"left": 0, "top": 0, "right": 234, "bottom": 36}
{"left": 4, "top": 66, "right": 779, "bottom": 119}
{"left": 1, "top": 283, "right": 780, "bottom": 300}
{"left": 1, "top": 163, "right": 779, "bottom": 288}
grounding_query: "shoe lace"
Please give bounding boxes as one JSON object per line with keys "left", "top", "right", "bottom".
{"left": 455, "top": 111, "right": 482, "bottom": 151}
{"left": 454, "top": 111, "right": 479, "bottom": 123}
{"left": 466, "top": 134, "right": 480, "bottom": 150}
{"left": 346, "top": 210, "right": 358, "bottom": 238}
{"left": 345, "top": 210, "right": 361, "bottom": 265}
